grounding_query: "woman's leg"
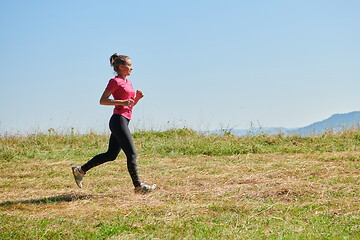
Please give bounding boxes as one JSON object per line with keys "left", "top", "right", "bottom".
{"left": 109, "top": 115, "right": 141, "bottom": 187}
{"left": 81, "top": 133, "right": 121, "bottom": 172}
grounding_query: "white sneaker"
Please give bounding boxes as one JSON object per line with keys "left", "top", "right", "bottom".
{"left": 72, "top": 166, "right": 85, "bottom": 188}
{"left": 134, "top": 183, "right": 156, "bottom": 194}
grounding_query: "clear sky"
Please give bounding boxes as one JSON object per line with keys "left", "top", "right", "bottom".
{"left": 1, "top": 0, "right": 359, "bottom": 134}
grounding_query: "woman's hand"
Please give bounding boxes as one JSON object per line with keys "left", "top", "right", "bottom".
{"left": 132, "top": 90, "right": 144, "bottom": 107}
{"left": 136, "top": 90, "right": 144, "bottom": 99}
{"left": 123, "top": 99, "right": 135, "bottom": 106}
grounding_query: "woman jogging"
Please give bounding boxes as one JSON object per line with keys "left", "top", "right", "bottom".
{"left": 72, "top": 53, "right": 156, "bottom": 193}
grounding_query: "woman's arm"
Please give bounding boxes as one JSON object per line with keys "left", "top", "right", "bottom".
{"left": 99, "top": 90, "right": 134, "bottom": 106}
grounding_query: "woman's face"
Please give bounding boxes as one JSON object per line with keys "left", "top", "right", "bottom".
{"left": 119, "top": 60, "right": 133, "bottom": 76}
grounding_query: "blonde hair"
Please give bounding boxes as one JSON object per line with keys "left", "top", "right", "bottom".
{"left": 109, "top": 53, "right": 131, "bottom": 73}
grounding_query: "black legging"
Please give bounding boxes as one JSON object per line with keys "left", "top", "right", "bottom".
{"left": 81, "top": 114, "right": 141, "bottom": 187}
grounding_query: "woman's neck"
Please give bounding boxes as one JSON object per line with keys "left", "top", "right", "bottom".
{"left": 117, "top": 74, "right": 126, "bottom": 80}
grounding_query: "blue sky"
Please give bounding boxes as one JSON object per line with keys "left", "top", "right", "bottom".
{"left": 1, "top": 0, "right": 359, "bottom": 134}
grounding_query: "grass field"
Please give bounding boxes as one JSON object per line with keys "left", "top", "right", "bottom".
{"left": 0, "top": 129, "right": 359, "bottom": 239}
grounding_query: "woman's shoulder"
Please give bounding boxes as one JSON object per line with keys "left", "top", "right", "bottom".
{"left": 109, "top": 76, "right": 120, "bottom": 82}
{"left": 107, "top": 77, "right": 121, "bottom": 85}
{"left": 106, "top": 77, "right": 121, "bottom": 92}
{"left": 109, "top": 76, "right": 129, "bottom": 83}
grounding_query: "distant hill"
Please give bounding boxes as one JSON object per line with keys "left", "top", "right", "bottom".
{"left": 288, "top": 111, "right": 360, "bottom": 136}
{"left": 210, "top": 111, "right": 360, "bottom": 136}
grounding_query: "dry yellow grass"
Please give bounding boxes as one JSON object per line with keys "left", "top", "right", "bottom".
{"left": 1, "top": 151, "right": 359, "bottom": 239}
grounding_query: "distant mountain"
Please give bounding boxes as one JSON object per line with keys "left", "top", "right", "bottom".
{"left": 288, "top": 111, "right": 360, "bottom": 136}
{"left": 209, "top": 111, "right": 360, "bottom": 136}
